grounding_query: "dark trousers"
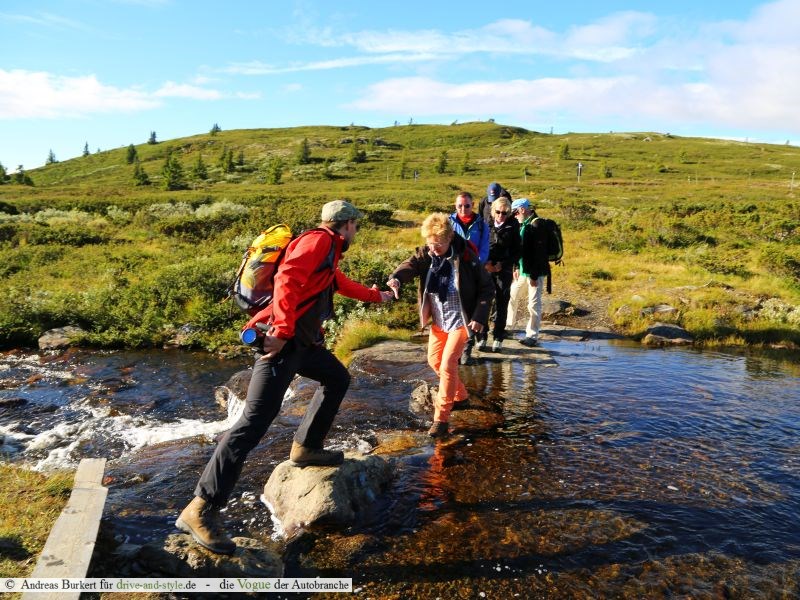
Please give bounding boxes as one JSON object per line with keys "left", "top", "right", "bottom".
{"left": 194, "top": 341, "right": 350, "bottom": 507}
{"left": 490, "top": 269, "right": 513, "bottom": 341}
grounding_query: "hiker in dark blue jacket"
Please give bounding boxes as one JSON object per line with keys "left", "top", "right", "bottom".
{"left": 448, "top": 191, "right": 490, "bottom": 364}
{"left": 449, "top": 191, "right": 489, "bottom": 264}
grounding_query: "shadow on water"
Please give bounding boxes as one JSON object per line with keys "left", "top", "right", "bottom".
{"left": 2, "top": 340, "right": 800, "bottom": 597}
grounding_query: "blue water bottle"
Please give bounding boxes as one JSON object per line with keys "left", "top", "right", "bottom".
{"left": 240, "top": 327, "right": 260, "bottom": 346}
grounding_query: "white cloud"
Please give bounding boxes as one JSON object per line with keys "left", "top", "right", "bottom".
{"left": 0, "top": 70, "right": 255, "bottom": 119}
{"left": 346, "top": 1, "right": 800, "bottom": 136}
{"left": 223, "top": 53, "right": 437, "bottom": 75}
{"left": 0, "top": 69, "right": 159, "bottom": 119}
{"left": 154, "top": 81, "right": 222, "bottom": 100}
{"left": 0, "top": 11, "right": 87, "bottom": 30}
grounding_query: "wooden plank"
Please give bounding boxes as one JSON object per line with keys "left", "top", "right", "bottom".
{"left": 22, "top": 458, "right": 107, "bottom": 600}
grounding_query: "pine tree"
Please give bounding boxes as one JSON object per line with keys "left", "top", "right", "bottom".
{"left": 161, "top": 152, "right": 186, "bottom": 190}
{"left": 322, "top": 157, "right": 333, "bottom": 180}
{"left": 397, "top": 151, "right": 408, "bottom": 179}
{"left": 459, "top": 151, "right": 470, "bottom": 174}
{"left": 266, "top": 157, "right": 283, "bottom": 184}
{"left": 219, "top": 147, "right": 235, "bottom": 173}
{"left": 210, "top": 123, "right": 221, "bottom": 135}
{"left": 297, "top": 138, "right": 311, "bottom": 165}
{"left": 0, "top": 162, "right": 8, "bottom": 184}
{"left": 82, "top": 142, "right": 90, "bottom": 157}
{"left": 132, "top": 159, "right": 150, "bottom": 186}
{"left": 559, "top": 143, "right": 571, "bottom": 160}
{"left": 46, "top": 149, "right": 57, "bottom": 165}
{"left": 237, "top": 150, "right": 244, "bottom": 167}
{"left": 14, "top": 166, "right": 34, "bottom": 186}
{"left": 147, "top": 131, "right": 157, "bottom": 145}
{"left": 435, "top": 149, "right": 448, "bottom": 174}
{"left": 126, "top": 144, "right": 138, "bottom": 164}
{"left": 349, "top": 140, "right": 366, "bottom": 163}
{"left": 192, "top": 154, "right": 208, "bottom": 180}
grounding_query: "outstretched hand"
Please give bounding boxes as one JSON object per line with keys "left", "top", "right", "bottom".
{"left": 386, "top": 278, "right": 401, "bottom": 299}
{"left": 371, "top": 283, "right": 396, "bottom": 302}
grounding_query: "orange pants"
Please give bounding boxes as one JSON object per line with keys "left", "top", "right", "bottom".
{"left": 427, "top": 324, "right": 469, "bottom": 423}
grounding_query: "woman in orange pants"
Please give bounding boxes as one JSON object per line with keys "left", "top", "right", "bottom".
{"left": 387, "top": 213, "right": 494, "bottom": 437}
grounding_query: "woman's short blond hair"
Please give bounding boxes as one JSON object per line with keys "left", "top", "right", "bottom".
{"left": 421, "top": 213, "right": 454, "bottom": 241}
{"left": 492, "top": 197, "right": 511, "bottom": 214}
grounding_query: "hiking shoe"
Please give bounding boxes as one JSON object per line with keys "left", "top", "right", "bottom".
{"left": 519, "top": 337, "right": 538, "bottom": 347}
{"left": 459, "top": 350, "right": 474, "bottom": 366}
{"left": 289, "top": 442, "right": 344, "bottom": 467}
{"left": 175, "top": 496, "right": 237, "bottom": 555}
{"left": 451, "top": 399, "right": 470, "bottom": 411}
{"left": 428, "top": 422, "right": 450, "bottom": 438}
{"left": 477, "top": 338, "right": 487, "bottom": 351}
{"left": 492, "top": 340, "right": 503, "bottom": 353}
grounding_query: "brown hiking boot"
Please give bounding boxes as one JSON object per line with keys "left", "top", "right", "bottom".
{"left": 289, "top": 441, "right": 344, "bottom": 467}
{"left": 175, "top": 496, "right": 236, "bottom": 555}
{"left": 428, "top": 421, "right": 450, "bottom": 438}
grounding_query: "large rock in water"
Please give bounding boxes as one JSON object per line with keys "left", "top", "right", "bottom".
{"left": 38, "top": 325, "right": 86, "bottom": 350}
{"left": 642, "top": 322, "right": 694, "bottom": 346}
{"left": 263, "top": 454, "right": 392, "bottom": 537}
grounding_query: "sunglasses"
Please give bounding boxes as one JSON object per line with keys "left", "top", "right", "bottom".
{"left": 456, "top": 204, "right": 472, "bottom": 209}
{"left": 494, "top": 210, "right": 509, "bottom": 216}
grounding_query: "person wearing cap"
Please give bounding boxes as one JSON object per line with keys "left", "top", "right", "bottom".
{"left": 176, "top": 200, "right": 394, "bottom": 555}
{"left": 478, "top": 182, "right": 512, "bottom": 225}
{"left": 386, "top": 213, "right": 493, "bottom": 438}
{"left": 506, "top": 198, "right": 549, "bottom": 347}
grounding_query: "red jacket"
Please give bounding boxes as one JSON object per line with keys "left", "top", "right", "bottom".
{"left": 245, "top": 226, "right": 381, "bottom": 340}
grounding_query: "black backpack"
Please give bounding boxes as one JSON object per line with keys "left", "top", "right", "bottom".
{"left": 531, "top": 217, "right": 564, "bottom": 293}
{"left": 532, "top": 217, "right": 564, "bottom": 264}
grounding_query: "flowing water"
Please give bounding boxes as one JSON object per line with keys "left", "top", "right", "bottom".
{"left": 1, "top": 340, "right": 799, "bottom": 598}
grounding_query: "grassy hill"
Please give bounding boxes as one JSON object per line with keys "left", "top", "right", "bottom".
{"left": 1, "top": 121, "right": 799, "bottom": 352}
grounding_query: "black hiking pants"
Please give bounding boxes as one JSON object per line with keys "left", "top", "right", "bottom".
{"left": 194, "top": 340, "right": 350, "bottom": 507}
{"left": 490, "top": 269, "right": 513, "bottom": 341}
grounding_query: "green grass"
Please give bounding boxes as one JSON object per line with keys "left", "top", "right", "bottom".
{"left": 0, "top": 464, "right": 72, "bottom": 580}
{"left": 1, "top": 121, "right": 799, "bottom": 351}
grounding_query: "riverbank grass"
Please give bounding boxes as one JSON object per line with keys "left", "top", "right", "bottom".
{"left": 0, "top": 464, "right": 72, "bottom": 579}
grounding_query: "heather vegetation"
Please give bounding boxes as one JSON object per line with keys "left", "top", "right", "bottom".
{"left": 1, "top": 122, "right": 799, "bottom": 352}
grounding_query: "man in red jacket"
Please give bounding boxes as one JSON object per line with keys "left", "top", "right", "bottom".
{"left": 176, "top": 200, "right": 394, "bottom": 554}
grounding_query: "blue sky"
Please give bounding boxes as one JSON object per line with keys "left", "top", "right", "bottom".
{"left": 2, "top": 0, "right": 799, "bottom": 171}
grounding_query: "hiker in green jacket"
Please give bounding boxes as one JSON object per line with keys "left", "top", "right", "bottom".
{"left": 506, "top": 198, "right": 549, "bottom": 347}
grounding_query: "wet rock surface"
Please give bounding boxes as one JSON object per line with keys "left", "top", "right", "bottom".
{"left": 263, "top": 453, "right": 393, "bottom": 536}
{"left": 37, "top": 325, "right": 87, "bottom": 350}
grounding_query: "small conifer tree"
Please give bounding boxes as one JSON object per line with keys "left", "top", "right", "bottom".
{"left": 82, "top": 142, "right": 90, "bottom": 157}
{"left": 192, "top": 154, "right": 208, "bottom": 180}
{"left": 297, "top": 138, "right": 311, "bottom": 165}
{"left": 266, "top": 157, "right": 283, "bottom": 184}
{"left": 459, "top": 151, "right": 470, "bottom": 175}
{"left": 46, "top": 149, "right": 57, "bottom": 165}
{"left": 147, "top": 131, "right": 157, "bottom": 145}
{"left": 397, "top": 151, "right": 408, "bottom": 179}
{"left": 219, "top": 148, "right": 235, "bottom": 173}
{"left": 210, "top": 123, "right": 221, "bottom": 135}
{"left": 559, "top": 143, "right": 571, "bottom": 160}
{"left": 132, "top": 159, "right": 150, "bottom": 186}
{"left": 436, "top": 150, "right": 448, "bottom": 174}
{"left": 237, "top": 150, "right": 245, "bottom": 167}
{"left": 0, "top": 162, "right": 8, "bottom": 184}
{"left": 349, "top": 140, "right": 366, "bottom": 163}
{"left": 126, "top": 144, "right": 138, "bottom": 164}
{"left": 161, "top": 152, "right": 186, "bottom": 190}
